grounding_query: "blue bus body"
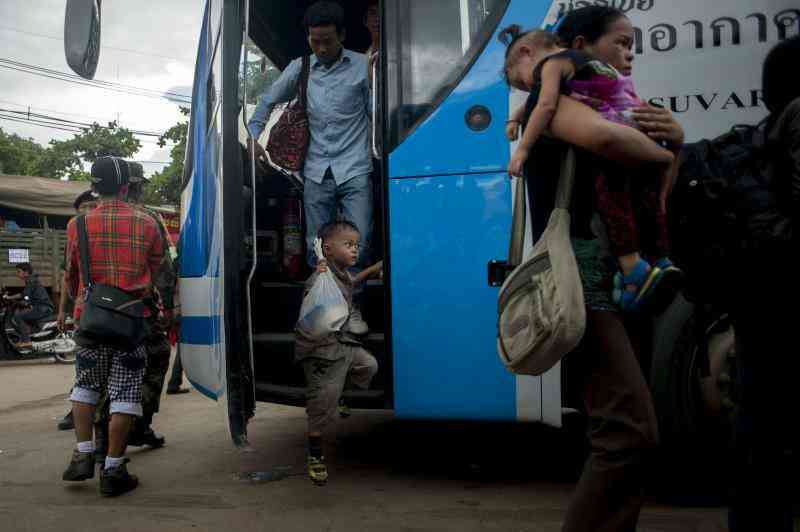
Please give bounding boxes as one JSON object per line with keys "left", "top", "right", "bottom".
{"left": 171, "top": 0, "right": 791, "bottom": 443}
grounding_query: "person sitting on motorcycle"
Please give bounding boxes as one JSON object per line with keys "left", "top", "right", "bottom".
{"left": 4, "top": 263, "right": 55, "bottom": 348}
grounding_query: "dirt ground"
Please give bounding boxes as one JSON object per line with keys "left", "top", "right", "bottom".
{"left": 0, "top": 357, "right": 728, "bottom": 532}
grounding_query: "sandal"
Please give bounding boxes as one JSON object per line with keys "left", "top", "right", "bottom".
{"left": 612, "top": 259, "right": 661, "bottom": 313}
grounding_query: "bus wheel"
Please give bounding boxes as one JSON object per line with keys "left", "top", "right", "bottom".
{"left": 649, "top": 294, "right": 735, "bottom": 504}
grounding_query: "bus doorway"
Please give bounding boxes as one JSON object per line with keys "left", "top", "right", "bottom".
{"left": 241, "top": 0, "right": 391, "bottom": 411}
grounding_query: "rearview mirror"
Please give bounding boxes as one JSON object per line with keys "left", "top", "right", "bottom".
{"left": 64, "top": 0, "right": 102, "bottom": 79}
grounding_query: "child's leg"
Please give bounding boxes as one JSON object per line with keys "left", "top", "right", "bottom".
{"left": 631, "top": 174, "right": 670, "bottom": 262}
{"left": 594, "top": 171, "right": 642, "bottom": 276}
{"left": 346, "top": 348, "right": 378, "bottom": 390}
{"left": 303, "top": 357, "right": 349, "bottom": 439}
{"left": 302, "top": 354, "right": 351, "bottom": 485}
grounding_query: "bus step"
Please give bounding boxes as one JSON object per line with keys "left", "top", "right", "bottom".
{"left": 254, "top": 382, "right": 386, "bottom": 409}
{"left": 252, "top": 332, "right": 385, "bottom": 344}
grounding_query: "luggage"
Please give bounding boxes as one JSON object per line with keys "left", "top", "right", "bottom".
{"left": 497, "top": 148, "right": 586, "bottom": 376}
{"left": 265, "top": 54, "right": 311, "bottom": 172}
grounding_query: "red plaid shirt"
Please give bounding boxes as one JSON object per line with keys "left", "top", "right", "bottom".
{"left": 66, "top": 199, "right": 165, "bottom": 320}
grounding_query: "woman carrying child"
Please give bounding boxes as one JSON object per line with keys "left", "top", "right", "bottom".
{"left": 505, "top": 18, "right": 683, "bottom": 314}
{"left": 500, "top": 7, "right": 686, "bottom": 531}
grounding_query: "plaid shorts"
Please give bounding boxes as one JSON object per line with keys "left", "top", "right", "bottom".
{"left": 70, "top": 344, "right": 147, "bottom": 416}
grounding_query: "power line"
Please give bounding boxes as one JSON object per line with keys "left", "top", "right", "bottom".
{"left": 0, "top": 26, "right": 194, "bottom": 63}
{"left": 0, "top": 98, "right": 186, "bottom": 133}
{"left": 0, "top": 108, "right": 165, "bottom": 137}
{"left": 0, "top": 58, "right": 192, "bottom": 103}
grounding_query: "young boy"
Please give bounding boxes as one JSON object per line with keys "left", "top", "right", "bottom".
{"left": 295, "top": 221, "right": 383, "bottom": 485}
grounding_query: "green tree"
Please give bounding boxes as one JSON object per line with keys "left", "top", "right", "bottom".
{"left": 0, "top": 121, "right": 141, "bottom": 180}
{"left": 48, "top": 121, "right": 142, "bottom": 180}
{"left": 142, "top": 107, "right": 189, "bottom": 206}
{"left": 0, "top": 128, "right": 47, "bottom": 176}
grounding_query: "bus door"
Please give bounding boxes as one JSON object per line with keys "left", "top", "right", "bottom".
{"left": 383, "top": 0, "right": 562, "bottom": 424}
{"left": 180, "top": 0, "right": 254, "bottom": 444}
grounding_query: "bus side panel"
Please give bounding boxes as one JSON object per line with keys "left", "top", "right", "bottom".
{"left": 178, "top": 0, "right": 227, "bottom": 402}
{"left": 389, "top": 172, "right": 515, "bottom": 421}
{"left": 387, "top": 0, "right": 560, "bottom": 422}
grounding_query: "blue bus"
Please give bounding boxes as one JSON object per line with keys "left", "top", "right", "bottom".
{"left": 64, "top": 0, "right": 795, "bottom": 480}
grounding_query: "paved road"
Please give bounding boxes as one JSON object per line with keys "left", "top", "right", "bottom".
{"left": 0, "top": 358, "right": 727, "bottom": 532}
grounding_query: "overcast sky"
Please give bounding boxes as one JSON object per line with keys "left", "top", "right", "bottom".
{"left": 0, "top": 0, "right": 204, "bottom": 177}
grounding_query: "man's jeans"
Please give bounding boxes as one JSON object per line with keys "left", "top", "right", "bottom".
{"left": 12, "top": 306, "right": 51, "bottom": 342}
{"left": 304, "top": 169, "right": 373, "bottom": 281}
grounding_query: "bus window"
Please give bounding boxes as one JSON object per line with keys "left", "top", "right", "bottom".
{"left": 385, "top": 0, "right": 510, "bottom": 151}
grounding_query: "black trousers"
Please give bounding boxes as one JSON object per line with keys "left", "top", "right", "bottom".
{"left": 728, "top": 244, "right": 798, "bottom": 532}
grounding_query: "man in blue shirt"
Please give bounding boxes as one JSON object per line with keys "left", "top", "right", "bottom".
{"left": 248, "top": 1, "right": 374, "bottom": 333}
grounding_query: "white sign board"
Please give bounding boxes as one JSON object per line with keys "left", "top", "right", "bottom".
{"left": 542, "top": 1, "right": 799, "bottom": 141}
{"left": 8, "top": 249, "right": 30, "bottom": 264}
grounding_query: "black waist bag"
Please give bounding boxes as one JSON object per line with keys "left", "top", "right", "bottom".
{"left": 75, "top": 216, "right": 146, "bottom": 351}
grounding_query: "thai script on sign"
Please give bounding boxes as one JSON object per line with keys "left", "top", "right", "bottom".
{"left": 556, "top": 0, "right": 655, "bottom": 17}
{"left": 635, "top": 9, "right": 799, "bottom": 54}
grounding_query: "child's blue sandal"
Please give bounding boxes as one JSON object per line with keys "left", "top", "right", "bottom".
{"left": 612, "top": 259, "right": 660, "bottom": 313}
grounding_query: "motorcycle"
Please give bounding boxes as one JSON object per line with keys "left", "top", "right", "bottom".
{"left": 0, "top": 293, "right": 77, "bottom": 364}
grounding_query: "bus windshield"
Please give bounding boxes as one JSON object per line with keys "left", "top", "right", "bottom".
{"left": 385, "top": 0, "right": 510, "bottom": 151}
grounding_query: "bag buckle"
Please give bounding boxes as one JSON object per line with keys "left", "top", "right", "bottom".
{"left": 488, "top": 260, "right": 514, "bottom": 287}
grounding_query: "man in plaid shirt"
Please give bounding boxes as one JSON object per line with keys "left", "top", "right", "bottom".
{"left": 61, "top": 156, "right": 172, "bottom": 497}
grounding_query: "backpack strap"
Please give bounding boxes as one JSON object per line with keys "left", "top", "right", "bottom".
{"left": 76, "top": 215, "right": 93, "bottom": 291}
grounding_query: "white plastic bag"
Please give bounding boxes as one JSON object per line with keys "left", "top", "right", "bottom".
{"left": 296, "top": 238, "right": 349, "bottom": 338}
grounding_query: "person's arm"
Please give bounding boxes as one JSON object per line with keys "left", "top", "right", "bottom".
{"left": 353, "top": 261, "right": 383, "bottom": 286}
{"left": 779, "top": 103, "right": 800, "bottom": 216}
{"left": 246, "top": 58, "right": 303, "bottom": 139}
{"left": 509, "top": 60, "right": 569, "bottom": 178}
{"left": 631, "top": 104, "right": 686, "bottom": 210}
{"left": 505, "top": 105, "right": 528, "bottom": 141}
{"left": 64, "top": 219, "right": 79, "bottom": 299}
{"left": 146, "top": 221, "right": 170, "bottom": 324}
{"left": 549, "top": 96, "right": 675, "bottom": 167}
{"left": 57, "top": 274, "right": 69, "bottom": 331}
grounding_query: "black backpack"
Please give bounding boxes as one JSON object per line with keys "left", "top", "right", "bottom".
{"left": 669, "top": 122, "right": 786, "bottom": 304}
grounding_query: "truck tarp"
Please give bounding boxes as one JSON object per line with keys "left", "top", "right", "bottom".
{"left": 0, "top": 174, "right": 178, "bottom": 218}
{"left": 0, "top": 175, "right": 91, "bottom": 217}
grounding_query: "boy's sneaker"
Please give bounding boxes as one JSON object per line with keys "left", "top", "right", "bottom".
{"left": 338, "top": 398, "right": 351, "bottom": 418}
{"left": 307, "top": 455, "right": 328, "bottom": 486}
{"left": 62, "top": 450, "right": 95, "bottom": 481}
{"left": 100, "top": 461, "right": 139, "bottom": 497}
{"left": 56, "top": 411, "right": 74, "bottom": 431}
{"left": 348, "top": 307, "right": 369, "bottom": 335}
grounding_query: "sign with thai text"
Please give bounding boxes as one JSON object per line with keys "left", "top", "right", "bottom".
{"left": 544, "top": 1, "right": 799, "bottom": 141}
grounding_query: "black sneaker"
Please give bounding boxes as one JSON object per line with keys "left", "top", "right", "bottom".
{"left": 166, "top": 387, "right": 190, "bottom": 395}
{"left": 128, "top": 428, "right": 165, "bottom": 448}
{"left": 57, "top": 411, "right": 74, "bottom": 431}
{"left": 99, "top": 461, "right": 139, "bottom": 497}
{"left": 62, "top": 450, "right": 95, "bottom": 481}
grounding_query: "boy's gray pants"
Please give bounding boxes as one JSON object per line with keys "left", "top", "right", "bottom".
{"left": 302, "top": 345, "right": 378, "bottom": 434}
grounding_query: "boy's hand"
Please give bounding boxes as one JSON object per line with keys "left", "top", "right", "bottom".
{"left": 316, "top": 260, "right": 329, "bottom": 274}
{"left": 508, "top": 147, "right": 530, "bottom": 179}
{"left": 505, "top": 120, "right": 520, "bottom": 141}
{"left": 371, "top": 261, "right": 384, "bottom": 280}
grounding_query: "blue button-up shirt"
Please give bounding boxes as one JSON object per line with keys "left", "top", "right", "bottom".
{"left": 247, "top": 49, "right": 372, "bottom": 185}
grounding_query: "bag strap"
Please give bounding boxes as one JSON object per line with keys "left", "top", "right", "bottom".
{"left": 507, "top": 147, "right": 576, "bottom": 268}
{"left": 76, "top": 215, "right": 92, "bottom": 289}
{"left": 508, "top": 176, "right": 527, "bottom": 268}
{"left": 555, "top": 147, "right": 576, "bottom": 210}
{"left": 298, "top": 54, "right": 311, "bottom": 109}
